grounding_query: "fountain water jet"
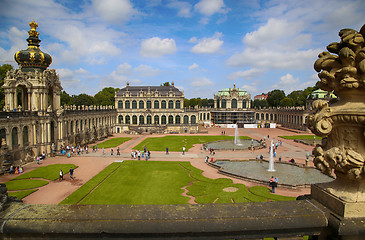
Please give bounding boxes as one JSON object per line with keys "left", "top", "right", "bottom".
{"left": 267, "top": 140, "right": 276, "bottom": 172}
{"left": 234, "top": 124, "right": 242, "bottom": 146}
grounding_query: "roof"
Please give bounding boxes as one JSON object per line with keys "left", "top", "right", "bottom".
{"left": 307, "top": 89, "right": 337, "bottom": 100}
{"left": 217, "top": 88, "right": 248, "bottom": 97}
{"left": 116, "top": 85, "right": 183, "bottom": 96}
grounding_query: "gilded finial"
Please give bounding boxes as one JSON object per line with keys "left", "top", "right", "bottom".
{"left": 28, "top": 20, "right": 39, "bottom": 37}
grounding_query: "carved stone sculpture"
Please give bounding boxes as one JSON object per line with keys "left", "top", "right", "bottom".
{"left": 308, "top": 24, "right": 365, "bottom": 212}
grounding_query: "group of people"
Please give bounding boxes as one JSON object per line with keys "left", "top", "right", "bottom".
{"left": 131, "top": 147, "right": 151, "bottom": 160}
{"left": 59, "top": 167, "right": 74, "bottom": 181}
{"left": 9, "top": 165, "right": 23, "bottom": 174}
{"left": 269, "top": 176, "right": 279, "bottom": 193}
{"left": 60, "top": 144, "right": 95, "bottom": 157}
{"left": 110, "top": 147, "right": 121, "bottom": 156}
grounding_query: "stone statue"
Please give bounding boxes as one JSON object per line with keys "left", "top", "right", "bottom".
{"left": 308, "top": 24, "right": 365, "bottom": 209}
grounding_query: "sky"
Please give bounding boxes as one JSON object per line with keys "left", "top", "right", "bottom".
{"left": 0, "top": 0, "right": 364, "bottom": 99}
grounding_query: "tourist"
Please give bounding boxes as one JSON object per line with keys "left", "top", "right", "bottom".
{"left": 111, "top": 149, "right": 114, "bottom": 155}
{"left": 269, "top": 176, "right": 276, "bottom": 193}
{"left": 36, "top": 155, "right": 40, "bottom": 165}
{"left": 290, "top": 158, "right": 295, "bottom": 163}
{"left": 279, "top": 156, "right": 282, "bottom": 162}
{"left": 148, "top": 150, "right": 151, "bottom": 159}
{"left": 70, "top": 167, "right": 74, "bottom": 180}
{"left": 166, "top": 147, "right": 169, "bottom": 155}
{"left": 19, "top": 166, "right": 23, "bottom": 173}
{"left": 182, "top": 146, "right": 185, "bottom": 155}
{"left": 117, "top": 147, "right": 120, "bottom": 156}
{"left": 260, "top": 154, "right": 264, "bottom": 160}
{"left": 9, "top": 165, "right": 14, "bottom": 174}
{"left": 59, "top": 170, "right": 63, "bottom": 181}
{"left": 205, "top": 156, "right": 209, "bottom": 163}
{"left": 137, "top": 151, "right": 141, "bottom": 160}
{"left": 102, "top": 147, "right": 105, "bottom": 155}
{"left": 14, "top": 166, "right": 19, "bottom": 174}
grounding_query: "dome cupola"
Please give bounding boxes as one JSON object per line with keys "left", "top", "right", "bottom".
{"left": 14, "top": 20, "right": 52, "bottom": 72}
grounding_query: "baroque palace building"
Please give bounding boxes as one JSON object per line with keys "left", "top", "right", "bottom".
{"left": 0, "top": 21, "right": 116, "bottom": 169}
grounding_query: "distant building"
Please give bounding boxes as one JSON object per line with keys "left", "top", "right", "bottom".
{"left": 115, "top": 82, "right": 199, "bottom": 134}
{"left": 254, "top": 93, "right": 268, "bottom": 100}
{"left": 306, "top": 89, "right": 337, "bottom": 110}
{"left": 211, "top": 84, "right": 255, "bottom": 125}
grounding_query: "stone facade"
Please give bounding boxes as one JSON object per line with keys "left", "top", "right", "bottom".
{"left": 115, "top": 82, "right": 199, "bottom": 134}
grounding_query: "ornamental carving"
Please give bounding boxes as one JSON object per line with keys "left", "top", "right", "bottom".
{"left": 309, "top": 24, "right": 365, "bottom": 181}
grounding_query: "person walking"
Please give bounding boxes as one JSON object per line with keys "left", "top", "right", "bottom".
{"left": 59, "top": 170, "right": 63, "bottom": 181}
{"left": 110, "top": 149, "right": 114, "bottom": 156}
{"left": 166, "top": 147, "right": 169, "bottom": 155}
{"left": 69, "top": 167, "right": 74, "bottom": 180}
{"left": 182, "top": 146, "right": 185, "bottom": 155}
{"left": 270, "top": 176, "right": 276, "bottom": 193}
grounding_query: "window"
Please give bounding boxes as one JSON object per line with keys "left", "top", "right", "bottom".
{"left": 217, "top": 100, "right": 220, "bottom": 108}
{"left": 175, "top": 115, "right": 180, "bottom": 124}
{"left": 139, "top": 100, "right": 144, "bottom": 109}
{"left": 168, "top": 115, "right": 174, "bottom": 124}
{"left": 118, "top": 115, "right": 123, "bottom": 124}
{"left": 242, "top": 100, "right": 247, "bottom": 108}
{"left": 207, "top": 113, "right": 210, "bottom": 120}
{"left": 221, "top": 99, "right": 226, "bottom": 108}
{"left": 154, "top": 100, "right": 159, "bottom": 109}
{"left": 147, "top": 101, "right": 151, "bottom": 109}
{"left": 161, "top": 100, "right": 166, "bottom": 109}
{"left": 139, "top": 115, "right": 144, "bottom": 124}
{"left": 161, "top": 115, "right": 167, "bottom": 124}
{"left": 132, "top": 115, "right": 137, "bottom": 124}
{"left": 231, "top": 99, "right": 237, "bottom": 108}
{"left": 191, "top": 115, "right": 196, "bottom": 124}
{"left": 168, "top": 100, "right": 173, "bottom": 109}
{"left": 125, "top": 100, "right": 130, "bottom": 109}
{"left": 125, "top": 115, "right": 130, "bottom": 124}
{"left": 118, "top": 100, "right": 123, "bottom": 109}
{"left": 11, "top": 127, "right": 18, "bottom": 146}
{"left": 132, "top": 100, "right": 137, "bottom": 109}
{"left": 175, "top": 100, "right": 180, "bottom": 109}
{"left": 23, "top": 126, "right": 29, "bottom": 146}
{"left": 154, "top": 115, "right": 159, "bottom": 124}
{"left": 147, "top": 115, "right": 152, "bottom": 124}
{"left": 184, "top": 115, "right": 189, "bottom": 124}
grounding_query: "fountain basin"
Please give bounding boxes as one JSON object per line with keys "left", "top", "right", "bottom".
{"left": 204, "top": 139, "right": 263, "bottom": 150}
{"left": 211, "top": 160, "right": 334, "bottom": 188}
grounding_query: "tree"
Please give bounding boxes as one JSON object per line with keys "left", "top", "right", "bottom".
{"left": 0, "top": 64, "right": 14, "bottom": 110}
{"left": 189, "top": 98, "right": 197, "bottom": 107}
{"left": 287, "top": 90, "right": 306, "bottom": 106}
{"left": 184, "top": 99, "right": 190, "bottom": 108}
{"left": 60, "top": 91, "right": 73, "bottom": 106}
{"left": 161, "top": 82, "right": 170, "bottom": 86}
{"left": 94, "top": 87, "right": 117, "bottom": 106}
{"left": 266, "top": 89, "right": 285, "bottom": 107}
{"left": 280, "top": 97, "right": 295, "bottom": 107}
{"left": 73, "top": 94, "right": 94, "bottom": 106}
{"left": 252, "top": 99, "right": 268, "bottom": 108}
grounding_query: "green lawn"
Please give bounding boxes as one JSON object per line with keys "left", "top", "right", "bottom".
{"left": 61, "top": 161, "right": 294, "bottom": 205}
{"left": 279, "top": 135, "right": 322, "bottom": 140}
{"left": 94, "top": 137, "right": 132, "bottom": 149}
{"left": 5, "top": 179, "right": 49, "bottom": 190}
{"left": 13, "top": 164, "right": 78, "bottom": 181}
{"left": 8, "top": 189, "right": 38, "bottom": 199}
{"left": 133, "top": 135, "right": 251, "bottom": 152}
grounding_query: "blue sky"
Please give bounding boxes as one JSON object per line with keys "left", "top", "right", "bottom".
{"left": 0, "top": 0, "right": 364, "bottom": 99}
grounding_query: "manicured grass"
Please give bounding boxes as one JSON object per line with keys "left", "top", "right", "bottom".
{"left": 133, "top": 135, "right": 251, "bottom": 152}
{"left": 249, "top": 186, "right": 297, "bottom": 201}
{"left": 279, "top": 135, "right": 322, "bottom": 140}
{"left": 13, "top": 164, "right": 78, "bottom": 181}
{"left": 61, "top": 161, "right": 293, "bottom": 205}
{"left": 5, "top": 179, "right": 49, "bottom": 191}
{"left": 8, "top": 189, "right": 38, "bottom": 199}
{"left": 61, "top": 162, "right": 122, "bottom": 204}
{"left": 95, "top": 137, "right": 132, "bottom": 149}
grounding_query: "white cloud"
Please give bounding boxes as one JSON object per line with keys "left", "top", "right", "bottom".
{"left": 190, "top": 77, "right": 214, "bottom": 87}
{"left": 134, "top": 64, "right": 160, "bottom": 77}
{"left": 188, "top": 37, "right": 198, "bottom": 43}
{"left": 140, "top": 37, "right": 177, "bottom": 57}
{"left": 0, "top": 27, "right": 28, "bottom": 66}
{"left": 191, "top": 32, "right": 223, "bottom": 54}
{"left": 75, "top": 68, "right": 89, "bottom": 74}
{"left": 241, "top": 83, "right": 258, "bottom": 93}
{"left": 167, "top": 1, "right": 192, "bottom": 18}
{"left": 228, "top": 68, "right": 263, "bottom": 80}
{"left": 272, "top": 73, "right": 299, "bottom": 93}
{"left": 92, "top": 0, "right": 137, "bottom": 23}
{"left": 56, "top": 68, "right": 82, "bottom": 91}
{"left": 188, "top": 63, "right": 199, "bottom": 70}
{"left": 115, "top": 62, "right": 132, "bottom": 75}
{"left": 194, "top": 0, "right": 228, "bottom": 16}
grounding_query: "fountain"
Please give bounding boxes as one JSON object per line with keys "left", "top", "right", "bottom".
{"left": 267, "top": 140, "right": 276, "bottom": 172}
{"left": 234, "top": 124, "right": 242, "bottom": 146}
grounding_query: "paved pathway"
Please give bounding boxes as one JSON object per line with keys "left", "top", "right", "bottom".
{"left": 0, "top": 127, "right": 317, "bottom": 204}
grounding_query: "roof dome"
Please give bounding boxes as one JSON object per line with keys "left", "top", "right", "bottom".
{"left": 14, "top": 20, "right": 52, "bottom": 72}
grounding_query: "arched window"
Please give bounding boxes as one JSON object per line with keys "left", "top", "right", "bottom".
{"left": 132, "top": 100, "right": 137, "bottom": 109}
{"left": 175, "top": 100, "right": 180, "bottom": 109}
{"left": 221, "top": 99, "right": 226, "bottom": 108}
{"left": 256, "top": 113, "right": 259, "bottom": 120}
{"left": 242, "top": 100, "right": 247, "bottom": 108}
{"left": 125, "top": 115, "right": 130, "bottom": 124}
{"left": 175, "top": 115, "right": 181, "bottom": 124}
{"left": 125, "top": 100, "right": 130, "bottom": 109}
{"left": 270, "top": 114, "right": 273, "bottom": 121}
{"left": 118, "top": 115, "right": 123, "bottom": 124}
{"left": 154, "top": 115, "right": 159, "bottom": 124}
{"left": 147, "top": 101, "right": 151, "bottom": 109}
{"left": 203, "top": 113, "right": 206, "bottom": 120}
{"left": 168, "top": 115, "right": 174, "bottom": 124}
{"left": 184, "top": 115, "right": 189, "bottom": 124}
{"left": 200, "top": 113, "right": 202, "bottom": 120}
{"left": 147, "top": 115, "right": 152, "bottom": 124}
{"left": 12, "top": 127, "right": 18, "bottom": 147}
{"left": 261, "top": 113, "right": 264, "bottom": 120}
{"left": 161, "top": 115, "right": 167, "bottom": 124}
{"left": 139, "top": 100, "right": 144, "bottom": 109}
{"left": 266, "top": 113, "right": 269, "bottom": 120}
{"left": 207, "top": 113, "right": 210, "bottom": 120}
{"left": 118, "top": 100, "right": 123, "bottom": 109}
{"left": 139, "top": 115, "right": 144, "bottom": 124}
{"left": 0, "top": 129, "right": 6, "bottom": 147}
{"left": 191, "top": 115, "right": 196, "bottom": 124}
{"left": 23, "top": 126, "right": 29, "bottom": 146}
{"left": 154, "top": 100, "right": 159, "bottom": 109}
{"left": 231, "top": 99, "right": 237, "bottom": 108}
{"left": 168, "top": 100, "right": 173, "bottom": 109}
{"left": 161, "top": 100, "right": 166, "bottom": 109}
{"left": 217, "top": 100, "right": 220, "bottom": 108}
{"left": 132, "top": 115, "right": 137, "bottom": 124}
